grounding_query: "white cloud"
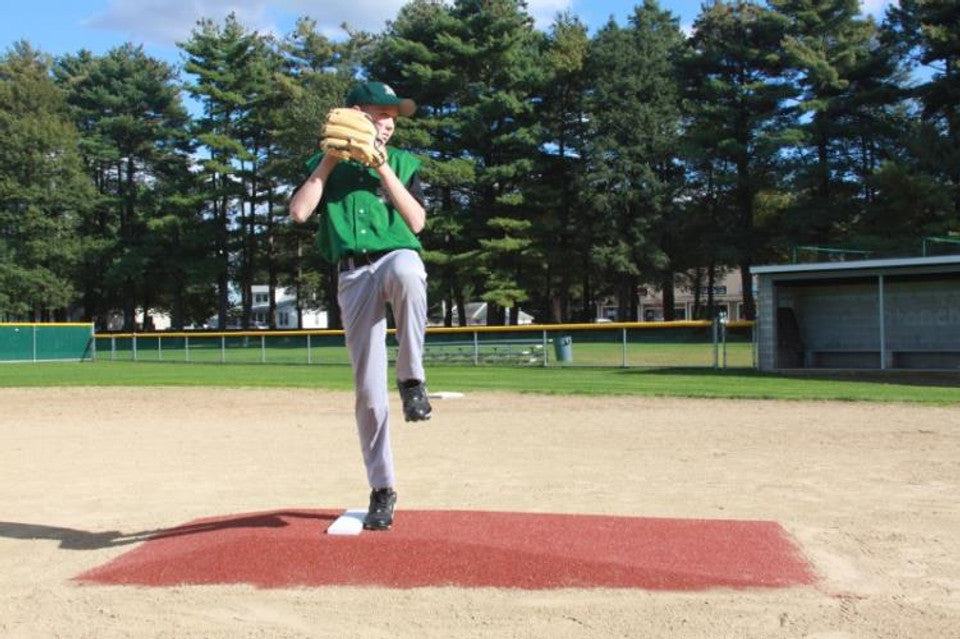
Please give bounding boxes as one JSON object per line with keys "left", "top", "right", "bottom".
{"left": 86, "top": 0, "right": 574, "bottom": 47}
{"left": 85, "top": 0, "right": 272, "bottom": 45}
{"left": 84, "top": 0, "right": 408, "bottom": 47}
{"left": 288, "top": 0, "right": 409, "bottom": 35}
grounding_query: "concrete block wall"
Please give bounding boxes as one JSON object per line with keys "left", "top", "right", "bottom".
{"left": 794, "top": 283, "right": 880, "bottom": 351}
{"left": 885, "top": 279, "right": 960, "bottom": 350}
{"left": 757, "top": 276, "right": 776, "bottom": 371}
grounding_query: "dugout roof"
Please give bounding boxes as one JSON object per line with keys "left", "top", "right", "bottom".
{"left": 753, "top": 255, "right": 960, "bottom": 278}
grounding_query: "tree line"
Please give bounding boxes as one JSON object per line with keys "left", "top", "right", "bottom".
{"left": 1, "top": 0, "right": 957, "bottom": 329}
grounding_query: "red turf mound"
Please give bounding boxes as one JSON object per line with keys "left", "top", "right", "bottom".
{"left": 74, "top": 509, "right": 816, "bottom": 590}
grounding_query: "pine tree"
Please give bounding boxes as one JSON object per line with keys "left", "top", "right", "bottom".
{"left": 769, "top": 0, "right": 885, "bottom": 243}
{"left": 181, "top": 14, "right": 259, "bottom": 329}
{"left": 0, "top": 42, "right": 91, "bottom": 320}
{"left": 535, "top": 12, "right": 590, "bottom": 322}
{"left": 55, "top": 43, "right": 192, "bottom": 329}
{"left": 583, "top": 0, "right": 686, "bottom": 321}
{"left": 913, "top": 0, "right": 960, "bottom": 223}
{"left": 681, "top": 0, "right": 799, "bottom": 319}
{"left": 449, "top": 0, "right": 546, "bottom": 325}
{"left": 854, "top": 0, "right": 960, "bottom": 250}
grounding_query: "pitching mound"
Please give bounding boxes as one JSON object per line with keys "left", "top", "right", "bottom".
{"left": 75, "top": 509, "right": 815, "bottom": 590}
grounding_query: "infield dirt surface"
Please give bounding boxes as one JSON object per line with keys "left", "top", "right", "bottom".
{"left": 1, "top": 387, "right": 958, "bottom": 638}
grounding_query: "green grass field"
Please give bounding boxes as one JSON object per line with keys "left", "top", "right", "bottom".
{"left": 2, "top": 360, "right": 958, "bottom": 404}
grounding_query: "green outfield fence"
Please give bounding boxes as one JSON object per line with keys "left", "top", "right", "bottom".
{"left": 0, "top": 323, "right": 95, "bottom": 362}
{"left": 92, "top": 320, "right": 756, "bottom": 369}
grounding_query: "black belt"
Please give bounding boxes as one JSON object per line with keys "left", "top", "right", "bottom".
{"left": 338, "top": 250, "right": 394, "bottom": 272}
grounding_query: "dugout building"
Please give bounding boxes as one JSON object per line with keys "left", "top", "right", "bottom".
{"left": 753, "top": 255, "right": 960, "bottom": 371}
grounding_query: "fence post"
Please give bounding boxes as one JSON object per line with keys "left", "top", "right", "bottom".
{"left": 879, "top": 274, "right": 886, "bottom": 370}
{"left": 722, "top": 320, "right": 728, "bottom": 369}
{"left": 712, "top": 319, "right": 718, "bottom": 369}
{"left": 307, "top": 334, "right": 312, "bottom": 365}
{"left": 473, "top": 331, "right": 479, "bottom": 366}
{"left": 261, "top": 335, "right": 266, "bottom": 363}
{"left": 185, "top": 336, "right": 190, "bottom": 362}
{"left": 32, "top": 324, "right": 37, "bottom": 362}
{"left": 90, "top": 326, "right": 97, "bottom": 362}
{"left": 622, "top": 328, "right": 627, "bottom": 368}
{"left": 158, "top": 336, "right": 163, "bottom": 361}
{"left": 111, "top": 337, "right": 116, "bottom": 361}
{"left": 133, "top": 334, "right": 138, "bottom": 361}
{"left": 542, "top": 330, "right": 548, "bottom": 367}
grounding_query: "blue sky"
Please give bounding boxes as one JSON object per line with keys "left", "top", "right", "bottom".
{"left": 3, "top": 0, "right": 894, "bottom": 68}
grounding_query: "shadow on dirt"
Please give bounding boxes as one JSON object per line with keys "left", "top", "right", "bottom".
{"left": 0, "top": 510, "right": 337, "bottom": 550}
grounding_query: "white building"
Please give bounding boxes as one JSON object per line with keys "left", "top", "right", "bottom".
{"left": 596, "top": 268, "right": 750, "bottom": 322}
{"left": 103, "top": 308, "right": 171, "bottom": 331}
{"left": 638, "top": 269, "right": 749, "bottom": 321}
{"left": 250, "top": 285, "right": 328, "bottom": 329}
{"left": 441, "top": 301, "right": 535, "bottom": 326}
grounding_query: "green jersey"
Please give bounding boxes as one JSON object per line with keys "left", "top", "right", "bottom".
{"left": 305, "top": 148, "right": 423, "bottom": 264}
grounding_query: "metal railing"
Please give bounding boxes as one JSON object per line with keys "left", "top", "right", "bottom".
{"left": 92, "top": 319, "right": 756, "bottom": 369}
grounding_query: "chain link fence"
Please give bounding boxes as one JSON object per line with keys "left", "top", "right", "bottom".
{"left": 92, "top": 320, "right": 755, "bottom": 369}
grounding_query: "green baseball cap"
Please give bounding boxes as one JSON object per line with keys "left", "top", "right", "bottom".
{"left": 346, "top": 81, "right": 416, "bottom": 117}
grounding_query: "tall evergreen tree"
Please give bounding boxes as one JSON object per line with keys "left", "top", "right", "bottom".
{"left": 913, "top": 0, "right": 960, "bottom": 223}
{"left": 55, "top": 43, "right": 191, "bottom": 329}
{"left": 770, "top": 0, "right": 887, "bottom": 244}
{"left": 583, "top": 0, "right": 685, "bottom": 322}
{"left": 853, "top": 0, "right": 960, "bottom": 251}
{"left": 181, "top": 14, "right": 259, "bottom": 329}
{"left": 681, "top": 0, "right": 798, "bottom": 319}
{"left": 447, "top": 0, "right": 546, "bottom": 325}
{"left": 232, "top": 34, "right": 287, "bottom": 329}
{"left": 0, "top": 42, "right": 91, "bottom": 320}
{"left": 535, "top": 12, "right": 590, "bottom": 322}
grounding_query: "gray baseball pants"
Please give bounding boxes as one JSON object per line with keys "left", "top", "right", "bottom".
{"left": 337, "top": 249, "right": 427, "bottom": 490}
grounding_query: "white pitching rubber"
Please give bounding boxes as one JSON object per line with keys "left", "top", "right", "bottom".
{"left": 428, "top": 391, "right": 465, "bottom": 399}
{"left": 326, "top": 509, "right": 367, "bottom": 535}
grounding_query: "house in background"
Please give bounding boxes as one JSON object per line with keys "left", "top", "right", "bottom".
{"left": 638, "top": 269, "right": 748, "bottom": 321}
{"left": 596, "top": 269, "right": 749, "bottom": 322}
{"left": 250, "top": 285, "right": 328, "bottom": 329}
{"left": 102, "top": 308, "right": 172, "bottom": 331}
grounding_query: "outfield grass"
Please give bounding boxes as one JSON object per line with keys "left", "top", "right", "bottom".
{"left": 2, "top": 360, "right": 958, "bottom": 404}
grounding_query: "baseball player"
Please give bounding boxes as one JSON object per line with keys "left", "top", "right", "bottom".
{"left": 289, "top": 81, "right": 432, "bottom": 531}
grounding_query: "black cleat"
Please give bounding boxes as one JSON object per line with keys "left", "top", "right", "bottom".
{"left": 398, "top": 379, "right": 432, "bottom": 422}
{"left": 363, "top": 487, "right": 397, "bottom": 531}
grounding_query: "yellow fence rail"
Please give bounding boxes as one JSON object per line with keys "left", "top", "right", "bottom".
{"left": 92, "top": 320, "right": 757, "bottom": 369}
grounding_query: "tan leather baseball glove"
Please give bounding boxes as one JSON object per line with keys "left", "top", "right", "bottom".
{"left": 320, "top": 108, "right": 387, "bottom": 168}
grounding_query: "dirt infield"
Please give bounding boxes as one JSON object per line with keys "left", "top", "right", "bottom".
{"left": 1, "top": 387, "right": 958, "bottom": 638}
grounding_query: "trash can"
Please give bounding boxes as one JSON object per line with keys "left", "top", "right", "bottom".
{"left": 553, "top": 334, "right": 573, "bottom": 363}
